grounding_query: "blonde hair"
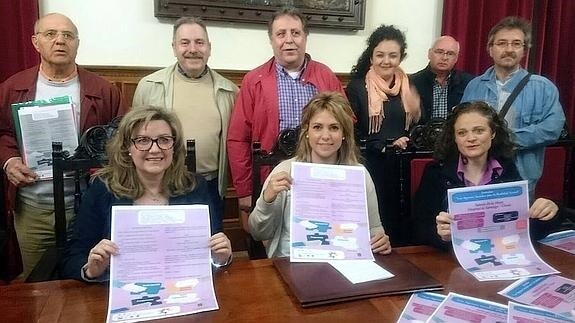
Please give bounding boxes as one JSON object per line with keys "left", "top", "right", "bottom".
{"left": 295, "top": 92, "right": 360, "bottom": 165}
{"left": 94, "top": 106, "right": 195, "bottom": 199}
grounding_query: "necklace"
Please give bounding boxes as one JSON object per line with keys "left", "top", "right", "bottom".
{"left": 141, "top": 189, "right": 168, "bottom": 205}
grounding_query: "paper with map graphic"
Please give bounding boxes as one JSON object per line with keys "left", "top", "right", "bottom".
{"left": 107, "top": 205, "right": 218, "bottom": 322}
{"left": 448, "top": 180, "right": 558, "bottom": 281}
{"left": 289, "top": 162, "right": 373, "bottom": 262}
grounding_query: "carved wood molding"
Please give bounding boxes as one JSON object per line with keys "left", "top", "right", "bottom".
{"left": 83, "top": 65, "right": 350, "bottom": 87}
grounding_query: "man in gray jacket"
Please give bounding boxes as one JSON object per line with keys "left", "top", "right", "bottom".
{"left": 133, "top": 17, "right": 238, "bottom": 232}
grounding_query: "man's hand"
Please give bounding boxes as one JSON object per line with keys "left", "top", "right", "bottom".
{"left": 5, "top": 157, "right": 37, "bottom": 187}
{"left": 238, "top": 196, "right": 252, "bottom": 232}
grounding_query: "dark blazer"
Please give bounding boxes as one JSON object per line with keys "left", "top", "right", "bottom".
{"left": 61, "top": 175, "right": 216, "bottom": 281}
{"left": 410, "top": 65, "right": 473, "bottom": 124}
{"left": 413, "top": 157, "right": 565, "bottom": 250}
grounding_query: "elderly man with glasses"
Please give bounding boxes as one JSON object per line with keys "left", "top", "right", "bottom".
{"left": 410, "top": 35, "right": 474, "bottom": 124}
{"left": 462, "top": 16, "right": 565, "bottom": 197}
{"left": 0, "top": 13, "right": 126, "bottom": 280}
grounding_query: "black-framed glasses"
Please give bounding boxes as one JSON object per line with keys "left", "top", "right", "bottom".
{"left": 131, "top": 136, "right": 175, "bottom": 151}
{"left": 36, "top": 30, "right": 77, "bottom": 41}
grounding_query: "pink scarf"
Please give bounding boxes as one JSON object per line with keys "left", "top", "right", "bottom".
{"left": 365, "top": 66, "right": 420, "bottom": 134}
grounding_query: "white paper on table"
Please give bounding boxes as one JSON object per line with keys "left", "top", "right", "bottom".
{"left": 328, "top": 260, "right": 394, "bottom": 284}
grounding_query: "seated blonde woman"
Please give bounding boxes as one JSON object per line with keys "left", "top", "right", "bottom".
{"left": 62, "top": 107, "right": 232, "bottom": 281}
{"left": 249, "top": 92, "right": 392, "bottom": 258}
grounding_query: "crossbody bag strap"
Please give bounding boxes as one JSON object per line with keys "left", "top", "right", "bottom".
{"left": 499, "top": 73, "right": 531, "bottom": 119}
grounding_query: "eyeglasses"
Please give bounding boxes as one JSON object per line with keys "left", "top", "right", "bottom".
{"left": 131, "top": 136, "right": 176, "bottom": 151}
{"left": 36, "top": 30, "right": 77, "bottom": 41}
{"left": 432, "top": 49, "right": 457, "bottom": 58}
{"left": 492, "top": 40, "right": 524, "bottom": 49}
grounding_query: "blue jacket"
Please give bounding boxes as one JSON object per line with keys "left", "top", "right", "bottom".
{"left": 61, "top": 175, "right": 216, "bottom": 281}
{"left": 461, "top": 67, "right": 565, "bottom": 192}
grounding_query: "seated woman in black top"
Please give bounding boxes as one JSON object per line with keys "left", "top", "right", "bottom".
{"left": 62, "top": 106, "right": 232, "bottom": 281}
{"left": 414, "top": 101, "right": 564, "bottom": 250}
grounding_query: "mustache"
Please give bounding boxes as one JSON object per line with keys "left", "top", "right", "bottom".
{"left": 501, "top": 53, "right": 517, "bottom": 59}
{"left": 184, "top": 54, "right": 203, "bottom": 59}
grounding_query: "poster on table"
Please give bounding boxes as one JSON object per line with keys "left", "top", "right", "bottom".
{"left": 499, "top": 275, "right": 575, "bottom": 320}
{"left": 425, "top": 292, "right": 507, "bottom": 322}
{"left": 507, "top": 301, "right": 575, "bottom": 323}
{"left": 290, "top": 162, "right": 374, "bottom": 262}
{"left": 107, "top": 205, "right": 218, "bottom": 322}
{"left": 448, "top": 180, "right": 558, "bottom": 281}
{"left": 539, "top": 230, "right": 575, "bottom": 255}
{"left": 396, "top": 292, "right": 446, "bottom": 323}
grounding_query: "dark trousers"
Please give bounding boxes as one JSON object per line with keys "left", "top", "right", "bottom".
{"left": 365, "top": 149, "right": 412, "bottom": 247}
{"left": 206, "top": 177, "right": 224, "bottom": 234}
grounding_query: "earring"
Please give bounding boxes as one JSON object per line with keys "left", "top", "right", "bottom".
{"left": 128, "top": 152, "right": 132, "bottom": 156}
{"left": 342, "top": 137, "right": 345, "bottom": 140}
{"left": 305, "top": 134, "right": 309, "bottom": 138}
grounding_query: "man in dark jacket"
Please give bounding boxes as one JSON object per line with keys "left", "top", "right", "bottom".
{"left": 410, "top": 36, "right": 473, "bottom": 124}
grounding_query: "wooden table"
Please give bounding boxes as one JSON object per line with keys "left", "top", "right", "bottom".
{"left": 3, "top": 246, "right": 574, "bottom": 322}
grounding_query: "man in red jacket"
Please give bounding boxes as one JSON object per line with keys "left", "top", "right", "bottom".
{"left": 227, "top": 7, "right": 345, "bottom": 233}
{"left": 0, "top": 13, "right": 125, "bottom": 280}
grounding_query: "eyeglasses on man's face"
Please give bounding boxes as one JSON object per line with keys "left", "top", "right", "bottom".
{"left": 131, "top": 136, "right": 176, "bottom": 151}
{"left": 492, "top": 40, "right": 524, "bottom": 50}
{"left": 432, "top": 48, "right": 457, "bottom": 58}
{"left": 36, "top": 30, "right": 77, "bottom": 41}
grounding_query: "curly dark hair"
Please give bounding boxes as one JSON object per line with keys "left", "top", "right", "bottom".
{"left": 433, "top": 101, "right": 516, "bottom": 161}
{"left": 350, "top": 24, "right": 407, "bottom": 78}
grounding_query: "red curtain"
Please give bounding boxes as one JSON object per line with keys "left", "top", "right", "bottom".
{"left": 0, "top": 0, "right": 39, "bottom": 83}
{"left": 531, "top": 0, "right": 575, "bottom": 131}
{"left": 442, "top": 0, "right": 533, "bottom": 75}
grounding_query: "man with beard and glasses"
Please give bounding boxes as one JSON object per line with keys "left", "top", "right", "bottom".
{"left": 227, "top": 7, "right": 344, "bottom": 232}
{"left": 0, "top": 13, "right": 125, "bottom": 280}
{"left": 133, "top": 17, "right": 238, "bottom": 233}
{"left": 461, "top": 16, "right": 565, "bottom": 198}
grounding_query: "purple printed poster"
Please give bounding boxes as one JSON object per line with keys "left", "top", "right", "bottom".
{"left": 499, "top": 275, "right": 575, "bottom": 320}
{"left": 539, "top": 230, "right": 575, "bottom": 255}
{"left": 426, "top": 292, "right": 508, "bottom": 322}
{"left": 448, "top": 180, "right": 558, "bottom": 281}
{"left": 106, "top": 205, "right": 218, "bottom": 322}
{"left": 397, "top": 292, "right": 446, "bottom": 323}
{"left": 289, "top": 162, "right": 373, "bottom": 262}
{"left": 507, "top": 301, "right": 575, "bottom": 323}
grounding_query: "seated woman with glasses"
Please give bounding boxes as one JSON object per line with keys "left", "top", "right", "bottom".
{"left": 249, "top": 92, "right": 392, "bottom": 258}
{"left": 62, "top": 106, "right": 232, "bottom": 281}
{"left": 414, "top": 101, "right": 565, "bottom": 250}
